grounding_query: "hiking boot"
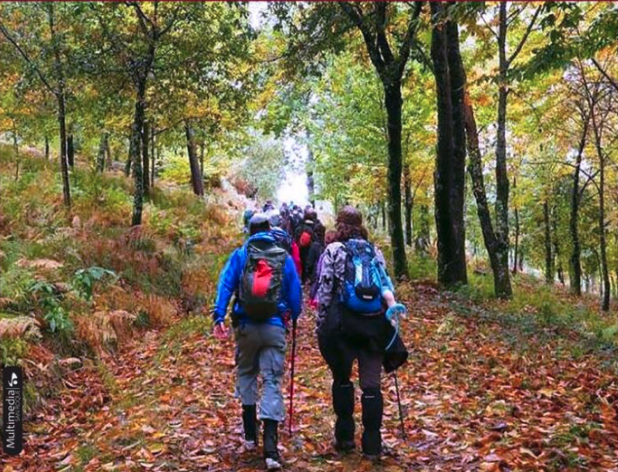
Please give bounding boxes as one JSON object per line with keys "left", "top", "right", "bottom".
{"left": 333, "top": 381, "right": 355, "bottom": 452}
{"left": 263, "top": 419, "right": 281, "bottom": 470}
{"left": 361, "top": 388, "right": 383, "bottom": 458}
{"left": 242, "top": 404, "right": 258, "bottom": 451}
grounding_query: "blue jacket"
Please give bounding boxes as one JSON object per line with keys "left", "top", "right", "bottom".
{"left": 213, "top": 232, "right": 302, "bottom": 328}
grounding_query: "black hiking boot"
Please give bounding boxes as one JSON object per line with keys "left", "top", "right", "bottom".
{"left": 361, "top": 388, "right": 383, "bottom": 459}
{"left": 242, "top": 404, "right": 258, "bottom": 451}
{"left": 333, "top": 381, "right": 356, "bottom": 452}
{"left": 263, "top": 419, "right": 281, "bottom": 470}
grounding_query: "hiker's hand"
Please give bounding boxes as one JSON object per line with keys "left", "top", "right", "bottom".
{"left": 213, "top": 321, "right": 228, "bottom": 340}
{"left": 386, "top": 304, "right": 407, "bottom": 326}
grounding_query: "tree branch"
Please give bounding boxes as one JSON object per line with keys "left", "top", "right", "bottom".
{"left": 591, "top": 57, "right": 618, "bottom": 93}
{"left": 375, "top": 3, "right": 394, "bottom": 65}
{"left": 0, "top": 20, "right": 56, "bottom": 96}
{"left": 396, "top": 2, "right": 424, "bottom": 77}
{"left": 507, "top": 5, "right": 542, "bottom": 66}
{"left": 340, "top": 2, "right": 385, "bottom": 75}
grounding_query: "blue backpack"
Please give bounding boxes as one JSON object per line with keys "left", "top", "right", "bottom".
{"left": 341, "top": 239, "right": 383, "bottom": 313}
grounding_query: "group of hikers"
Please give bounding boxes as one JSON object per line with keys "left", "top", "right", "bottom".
{"left": 213, "top": 201, "right": 408, "bottom": 470}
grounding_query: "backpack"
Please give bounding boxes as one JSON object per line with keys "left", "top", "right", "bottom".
{"left": 239, "top": 239, "right": 288, "bottom": 321}
{"left": 340, "top": 239, "right": 383, "bottom": 313}
{"left": 270, "top": 227, "right": 293, "bottom": 255}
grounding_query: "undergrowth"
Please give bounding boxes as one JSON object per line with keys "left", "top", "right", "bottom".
{"left": 0, "top": 146, "right": 239, "bottom": 414}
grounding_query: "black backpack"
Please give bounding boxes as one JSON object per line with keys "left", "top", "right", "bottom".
{"left": 239, "top": 239, "right": 287, "bottom": 321}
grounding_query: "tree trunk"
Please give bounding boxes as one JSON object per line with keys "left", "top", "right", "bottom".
{"left": 67, "top": 133, "right": 74, "bottom": 168}
{"left": 131, "top": 81, "right": 146, "bottom": 226}
{"left": 105, "top": 135, "right": 112, "bottom": 169}
{"left": 512, "top": 206, "right": 520, "bottom": 274}
{"left": 512, "top": 176, "right": 519, "bottom": 274}
{"left": 552, "top": 209, "right": 565, "bottom": 285}
{"left": 381, "top": 201, "right": 386, "bottom": 231}
{"left": 48, "top": 3, "right": 70, "bottom": 207}
{"left": 125, "top": 139, "right": 132, "bottom": 177}
{"left": 464, "top": 93, "right": 510, "bottom": 297}
{"left": 44, "top": 135, "right": 49, "bottom": 160}
{"left": 543, "top": 200, "right": 553, "bottom": 284}
{"left": 569, "top": 117, "right": 589, "bottom": 296}
{"left": 12, "top": 125, "right": 19, "bottom": 181}
{"left": 415, "top": 203, "right": 430, "bottom": 254}
{"left": 592, "top": 113, "right": 610, "bottom": 311}
{"left": 142, "top": 120, "right": 150, "bottom": 197}
{"left": 185, "top": 121, "right": 204, "bottom": 197}
{"left": 150, "top": 127, "right": 156, "bottom": 186}
{"left": 199, "top": 140, "right": 205, "bottom": 178}
{"left": 404, "top": 165, "right": 413, "bottom": 247}
{"left": 383, "top": 81, "right": 409, "bottom": 279}
{"left": 430, "top": 6, "right": 468, "bottom": 287}
{"left": 57, "top": 94, "right": 71, "bottom": 207}
{"left": 96, "top": 132, "right": 108, "bottom": 173}
{"left": 306, "top": 130, "right": 316, "bottom": 205}
{"left": 494, "top": 2, "right": 512, "bottom": 295}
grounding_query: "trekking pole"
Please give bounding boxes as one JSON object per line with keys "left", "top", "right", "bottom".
{"left": 288, "top": 318, "right": 298, "bottom": 436}
{"left": 393, "top": 372, "right": 406, "bottom": 440}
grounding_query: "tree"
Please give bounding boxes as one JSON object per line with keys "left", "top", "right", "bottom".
{"left": 0, "top": 3, "right": 73, "bottom": 207}
{"left": 430, "top": 2, "right": 468, "bottom": 287}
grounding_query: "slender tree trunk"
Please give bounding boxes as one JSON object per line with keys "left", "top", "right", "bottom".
{"left": 185, "top": 121, "right": 204, "bottom": 197}
{"left": 512, "top": 176, "right": 519, "bottom": 274}
{"left": 404, "top": 165, "right": 413, "bottom": 247}
{"left": 569, "top": 117, "right": 589, "bottom": 296}
{"left": 493, "top": 2, "right": 512, "bottom": 295}
{"left": 431, "top": 5, "right": 468, "bottom": 287}
{"left": 150, "top": 127, "right": 156, "bottom": 186}
{"left": 12, "top": 124, "right": 19, "bottom": 181}
{"left": 512, "top": 206, "right": 520, "bottom": 274}
{"left": 552, "top": 208, "right": 565, "bottom": 285}
{"left": 464, "top": 94, "right": 508, "bottom": 296}
{"left": 67, "top": 133, "right": 74, "bottom": 168}
{"left": 131, "top": 81, "right": 146, "bottom": 226}
{"left": 383, "top": 80, "right": 409, "bottom": 279}
{"left": 96, "top": 132, "right": 108, "bottom": 173}
{"left": 142, "top": 120, "right": 150, "bottom": 197}
{"left": 199, "top": 140, "right": 205, "bottom": 178}
{"left": 57, "top": 94, "right": 71, "bottom": 207}
{"left": 306, "top": 132, "right": 315, "bottom": 205}
{"left": 415, "top": 203, "right": 430, "bottom": 254}
{"left": 592, "top": 113, "right": 610, "bottom": 311}
{"left": 44, "top": 135, "right": 49, "bottom": 160}
{"left": 125, "top": 138, "right": 132, "bottom": 177}
{"left": 381, "top": 201, "right": 386, "bottom": 231}
{"left": 48, "top": 3, "right": 70, "bottom": 207}
{"left": 105, "top": 135, "right": 112, "bottom": 169}
{"left": 543, "top": 200, "right": 553, "bottom": 284}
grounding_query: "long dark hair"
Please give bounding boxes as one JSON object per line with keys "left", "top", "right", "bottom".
{"left": 335, "top": 206, "right": 369, "bottom": 242}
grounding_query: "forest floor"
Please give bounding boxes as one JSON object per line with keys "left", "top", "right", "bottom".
{"left": 7, "top": 283, "right": 618, "bottom": 472}
{"left": 1, "top": 148, "right": 617, "bottom": 471}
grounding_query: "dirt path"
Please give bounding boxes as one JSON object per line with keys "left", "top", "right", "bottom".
{"left": 7, "top": 286, "right": 618, "bottom": 472}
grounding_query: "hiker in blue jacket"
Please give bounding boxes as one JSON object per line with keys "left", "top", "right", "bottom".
{"left": 212, "top": 213, "right": 302, "bottom": 470}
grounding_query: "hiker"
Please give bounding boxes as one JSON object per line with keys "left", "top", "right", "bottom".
{"left": 289, "top": 205, "right": 302, "bottom": 235}
{"left": 316, "top": 206, "right": 407, "bottom": 458}
{"left": 263, "top": 199, "right": 275, "bottom": 212}
{"left": 279, "top": 203, "right": 291, "bottom": 234}
{"left": 212, "top": 213, "right": 302, "bottom": 470}
{"left": 243, "top": 207, "right": 256, "bottom": 233}
{"left": 267, "top": 210, "right": 302, "bottom": 276}
{"left": 294, "top": 208, "right": 319, "bottom": 284}
{"left": 309, "top": 229, "right": 337, "bottom": 308}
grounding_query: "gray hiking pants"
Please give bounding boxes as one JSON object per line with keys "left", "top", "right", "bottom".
{"left": 234, "top": 323, "right": 287, "bottom": 422}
